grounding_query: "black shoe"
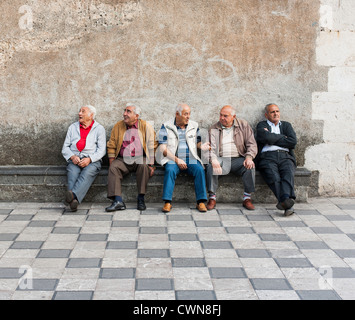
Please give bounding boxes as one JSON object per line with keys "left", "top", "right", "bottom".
{"left": 277, "top": 198, "right": 295, "bottom": 210}
{"left": 105, "top": 201, "right": 126, "bottom": 212}
{"left": 65, "top": 190, "right": 74, "bottom": 205}
{"left": 70, "top": 199, "right": 78, "bottom": 212}
{"left": 137, "top": 198, "right": 146, "bottom": 211}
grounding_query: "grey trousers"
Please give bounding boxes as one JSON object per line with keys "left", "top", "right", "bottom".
{"left": 67, "top": 160, "right": 101, "bottom": 203}
{"left": 206, "top": 157, "right": 255, "bottom": 194}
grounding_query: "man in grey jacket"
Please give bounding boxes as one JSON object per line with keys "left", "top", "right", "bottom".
{"left": 206, "top": 105, "right": 258, "bottom": 210}
{"left": 62, "top": 105, "right": 106, "bottom": 211}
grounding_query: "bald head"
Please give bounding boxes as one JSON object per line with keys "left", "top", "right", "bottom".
{"left": 219, "top": 105, "right": 236, "bottom": 128}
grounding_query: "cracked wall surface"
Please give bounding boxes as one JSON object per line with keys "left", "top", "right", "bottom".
{"left": 0, "top": 0, "right": 328, "bottom": 188}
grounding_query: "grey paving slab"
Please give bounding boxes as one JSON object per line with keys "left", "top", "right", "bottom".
{"left": 259, "top": 234, "right": 291, "bottom": 241}
{"left": 107, "top": 241, "right": 138, "bottom": 249}
{"left": 140, "top": 227, "right": 167, "bottom": 234}
{"left": 0, "top": 268, "right": 26, "bottom": 279}
{"left": 195, "top": 221, "right": 222, "bottom": 227}
{"left": 0, "top": 233, "right": 19, "bottom": 241}
{"left": 10, "top": 241, "right": 44, "bottom": 249}
{"left": 28, "top": 221, "right": 56, "bottom": 227}
{"left": 297, "top": 290, "right": 342, "bottom": 300}
{"left": 53, "top": 291, "right": 93, "bottom": 300}
{"left": 295, "top": 241, "right": 329, "bottom": 249}
{"left": 217, "top": 209, "right": 243, "bottom": 215}
{"left": 311, "top": 227, "right": 343, "bottom": 234}
{"left": 138, "top": 249, "right": 170, "bottom": 258}
{"left": 0, "top": 209, "right": 13, "bottom": 215}
{"left": 78, "top": 234, "right": 108, "bottom": 241}
{"left": 5, "top": 215, "right": 33, "bottom": 221}
{"left": 86, "top": 215, "right": 113, "bottom": 221}
{"left": 246, "top": 215, "right": 273, "bottom": 221}
{"left": 334, "top": 249, "right": 355, "bottom": 258}
{"left": 112, "top": 221, "right": 139, "bottom": 227}
{"left": 209, "top": 267, "right": 247, "bottom": 278}
{"left": 37, "top": 249, "right": 72, "bottom": 258}
{"left": 236, "top": 249, "right": 271, "bottom": 258}
{"left": 176, "top": 290, "right": 217, "bottom": 300}
{"left": 100, "top": 268, "right": 135, "bottom": 279}
{"left": 52, "top": 227, "right": 81, "bottom": 234}
{"left": 225, "top": 227, "right": 255, "bottom": 234}
{"left": 136, "top": 279, "right": 174, "bottom": 291}
{"left": 251, "top": 278, "right": 292, "bottom": 290}
{"left": 201, "top": 241, "right": 233, "bottom": 249}
{"left": 17, "top": 279, "right": 58, "bottom": 291}
{"left": 274, "top": 258, "right": 313, "bottom": 268}
{"left": 169, "top": 234, "right": 199, "bottom": 241}
{"left": 172, "top": 258, "right": 206, "bottom": 267}
{"left": 66, "top": 258, "right": 102, "bottom": 268}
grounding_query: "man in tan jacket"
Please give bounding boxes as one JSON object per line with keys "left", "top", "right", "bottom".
{"left": 206, "top": 105, "right": 258, "bottom": 210}
{"left": 105, "top": 104, "right": 158, "bottom": 211}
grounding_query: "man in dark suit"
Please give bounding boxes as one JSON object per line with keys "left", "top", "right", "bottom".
{"left": 255, "top": 103, "right": 297, "bottom": 216}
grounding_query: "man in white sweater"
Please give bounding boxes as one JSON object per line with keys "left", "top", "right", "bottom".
{"left": 62, "top": 105, "right": 106, "bottom": 211}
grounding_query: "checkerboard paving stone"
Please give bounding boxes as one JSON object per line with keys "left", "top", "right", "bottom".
{"left": 0, "top": 198, "right": 355, "bottom": 300}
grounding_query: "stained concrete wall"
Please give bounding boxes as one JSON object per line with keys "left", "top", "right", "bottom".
{"left": 1, "top": 0, "right": 347, "bottom": 196}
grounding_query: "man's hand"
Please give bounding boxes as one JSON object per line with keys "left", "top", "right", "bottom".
{"left": 176, "top": 157, "right": 187, "bottom": 170}
{"left": 211, "top": 159, "right": 223, "bottom": 175}
{"left": 243, "top": 157, "right": 255, "bottom": 170}
{"left": 70, "top": 155, "right": 81, "bottom": 165}
{"left": 200, "top": 142, "right": 211, "bottom": 151}
{"left": 78, "top": 157, "right": 91, "bottom": 168}
{"left": 148, "top": 166, "right": 156, "bottom": 177}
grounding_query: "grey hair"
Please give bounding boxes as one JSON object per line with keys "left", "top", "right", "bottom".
{"left": 83, "top": 105, "right": 96, "bottom": 119}
{"left": 265, "top": 103, "right": 278, "bottom": 113}
{"left": 126, "top": 103, "right": 141, "bottom": 116}
{"left": 175, "top": 103, "right": 190, "bottom": 115}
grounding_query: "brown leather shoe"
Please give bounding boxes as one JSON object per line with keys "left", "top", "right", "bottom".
{"left": 196, "top": 202, "right": 207, "bottom": 212}
{"left": 242, "top": 199, "right": 255, "bottom": 210}
{"left": 162, "top": 202, "right": 172, "bottom": 213}
{"left": 206, "top": 199, "right": 216, "bottom": 210}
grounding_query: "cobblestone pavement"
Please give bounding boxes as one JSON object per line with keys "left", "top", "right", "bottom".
{"left": 0, "top": 197, "right": 354, "bottom": 300}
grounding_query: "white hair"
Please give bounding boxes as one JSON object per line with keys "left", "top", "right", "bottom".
{"left": 126, "top": 103, "right": 141, "bottom": 116}
{"left": 176, "top": 103, "right": 189, "bottom": 115}
{"left": 83, "top": 105, "right": 96, "bottom": 119}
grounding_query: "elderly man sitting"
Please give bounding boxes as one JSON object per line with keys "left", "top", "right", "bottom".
{"left": 156, "top": 103, "right": 210, "bottom": 213}
{"left": 62, "top": 105, "right": 106, "bottom": 211}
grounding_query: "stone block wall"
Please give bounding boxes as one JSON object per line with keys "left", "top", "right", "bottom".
{"left": 305, "top": 0, "right": 355, "bottom": 196}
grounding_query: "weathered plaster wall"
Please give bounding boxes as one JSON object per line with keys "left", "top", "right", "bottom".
{"left": 305, "top": 0, "right": 355, "bottom": 196}
{"left": 1, "top": 1, "right": 326, "bottom": 173}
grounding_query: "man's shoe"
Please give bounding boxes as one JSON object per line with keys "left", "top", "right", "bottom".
{"left": 137, "top": 198, "right": 146, "bottom": 211}
{"left": 243, "top": 199, "right": 255, "bottom": 210}
{"left": 70, "top": 199, "right": 78, "bottom": 212}
{"left": 206, "top": 199, "right": 216, "bottom": 210}
{"left": 162, "top": 203, "right": 172, "bottom": 213}
{"left": 277, "top": 198, "right": 295, "bottom": 210}
{"left": 284, "top": 207, "right": 295, "bottom": 217}
{"left": 105, "top": 201, "right": 126, "bottom": 212}
{"left": 65, "top": 190, "right": 74, "bottom": 205}
{"left": 196, "top": 202, "right": 207, "bottom": 212}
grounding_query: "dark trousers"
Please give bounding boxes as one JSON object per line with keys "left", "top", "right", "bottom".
{"left": 107, "top": 157, "right": 150, "bottom": 199}
{"left": 257, "top": 151, "right": 296, "bottom": 202}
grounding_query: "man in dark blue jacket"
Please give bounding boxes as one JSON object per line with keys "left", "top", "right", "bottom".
{"left": 255, "top": 103, "right": 297, "bottom": 216}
